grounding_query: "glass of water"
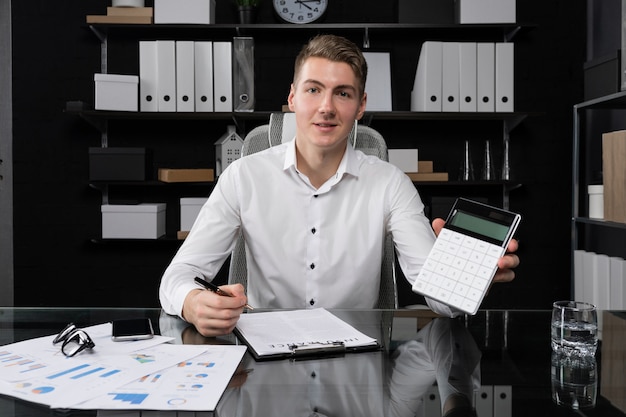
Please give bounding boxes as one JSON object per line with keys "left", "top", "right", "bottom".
{"left": 551, "top": 301, "right": 598, "bottom": 357}
{"left": 551, "top": 352, "right": 597, "bottom": 409}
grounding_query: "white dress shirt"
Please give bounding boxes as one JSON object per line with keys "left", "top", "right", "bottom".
{"left": 159, "top": 139, "right": 457, "bottom": 317}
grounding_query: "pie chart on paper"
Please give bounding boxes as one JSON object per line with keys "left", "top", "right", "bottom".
{"left": 32, "top": 386, "right": 54, "bottom": 394}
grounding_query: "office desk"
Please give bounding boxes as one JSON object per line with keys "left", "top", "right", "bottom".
{"left": 0, "top": 307, "right": 624, "bottom": 417}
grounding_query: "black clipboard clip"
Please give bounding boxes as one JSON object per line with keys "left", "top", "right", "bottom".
{"left": 288, "top": 341, "right": 346, "bottom": 360}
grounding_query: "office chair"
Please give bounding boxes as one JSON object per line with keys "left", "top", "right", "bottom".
{"left": 229, "top": 113, "right": 398, "bottom": 309}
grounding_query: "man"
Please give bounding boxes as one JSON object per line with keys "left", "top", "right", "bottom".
{"left": 159, "top": 35, "right": 519, "bottom": 337}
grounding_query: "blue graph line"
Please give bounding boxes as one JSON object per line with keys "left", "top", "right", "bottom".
{"left": 71, "top": 367, "right": 105, "bottom": 379}
{"left": 47, "top": 364, "right": 90, "bottom": 379}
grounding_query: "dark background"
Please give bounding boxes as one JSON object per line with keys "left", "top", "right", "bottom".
{"left": 10, "top": 0, "right": 587, "bottom": 308}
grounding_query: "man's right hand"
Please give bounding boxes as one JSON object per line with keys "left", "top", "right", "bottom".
{"left": 182, "top": 284, "right": 248, "bottom": 337}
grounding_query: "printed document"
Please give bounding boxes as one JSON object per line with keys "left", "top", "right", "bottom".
{"left": 235, "top": 308, "right": 379, "bottom": 359}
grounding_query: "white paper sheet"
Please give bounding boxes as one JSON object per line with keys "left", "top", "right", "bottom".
{"left": 74, "top": 345, "right": 247, "bottom": 411}
{"left": 0, "top": 322, "right": 247, "bottom": 411}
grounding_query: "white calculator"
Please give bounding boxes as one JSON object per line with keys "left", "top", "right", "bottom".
{"left": 412, "top": 198, "right": 521, "bottom": 315}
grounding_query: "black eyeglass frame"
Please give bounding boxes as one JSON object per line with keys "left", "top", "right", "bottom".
{"left": 52, "top": 322, "right": 96, "bottom": 357}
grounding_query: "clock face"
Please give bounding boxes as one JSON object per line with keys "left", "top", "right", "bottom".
{"left": 273, "top": 0, "right": 328, "bottom": 24}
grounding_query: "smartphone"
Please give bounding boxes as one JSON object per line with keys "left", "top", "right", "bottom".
{"left": 412, "top": 198, "right": 521, "bottom": 315}
{"left": 111, "top": 318, "right": 154, "bottom": 341}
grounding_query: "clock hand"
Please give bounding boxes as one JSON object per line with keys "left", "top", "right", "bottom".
{"left": 295, "top": 0, "right": 313, "bottom": 10}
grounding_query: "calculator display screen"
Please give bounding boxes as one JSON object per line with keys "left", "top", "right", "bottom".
{"left": 449, "top": 210, "right": 510, "bottom": 243}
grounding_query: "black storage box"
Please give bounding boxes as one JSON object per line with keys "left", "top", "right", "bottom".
{"left": 584, "top": 52, "right": 621, "bottom": 101}
{"left": 89, "top": 147, "right": 150, "bottom": 181}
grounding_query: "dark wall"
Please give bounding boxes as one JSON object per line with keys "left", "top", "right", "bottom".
{"left": 11, "top": 0, "right": 586, "bottom": 308}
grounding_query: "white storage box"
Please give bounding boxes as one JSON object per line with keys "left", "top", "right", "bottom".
{"left": 180, "top": 197, "right": 208, "bottom": 231}
{"left": 112, "top": 0, "right": 144, "bottom": 6}
{"left": 102, "top": 203, "right": 166, "bottom": 239}
{"left": 94, "top": 73, "right": 139, "bottom": 112}
{"left": 154, "top": 0, "right": 215, "bottom": 24}
{"left": 455, "top": 0, "right": 516, "bottom": 24}
{"left": 389, "top": 149, "right": 419, "bottom": 172}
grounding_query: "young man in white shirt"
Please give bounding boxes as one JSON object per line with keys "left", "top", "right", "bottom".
{"left": 159, "top": 34, "right": 519, "bottom": 337}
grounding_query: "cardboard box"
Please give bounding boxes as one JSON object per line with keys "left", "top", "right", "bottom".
{"left": 107, "top": 6, "right": 152, "bottom": 16}
{"left": 406, "top": 172, "right": 449, "bottom": 182}
{"left": 154, "top": 0, "right": 215, "bottom": 24}
{"left": 158, "top": 168, "right": 214, "bottom": 183}
{"left": 94, "top": 73, "right": 138, "bottom": 112}
{"left": 101, "top": 203, "right": 166, "bottom": 239}
{"left": 455, "top": 0, "right": 515, "bottom": 24}
{"left": 86, "top": 15, "right": 152, "bottom": 24}
{"left": 418, "top": 161, "right": 434, "bottom": 173}
{"left": 602, "top": 130, "right": 626, "bottom": 223}
{"left": 89, "top": 147, "right": 149, "bottom": 181}
{"left": 180, "top": 197, "right": 208, "bottom": 231}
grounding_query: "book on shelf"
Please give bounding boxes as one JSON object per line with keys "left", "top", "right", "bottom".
{"left": 107, "top": 7, "right": 153, "bottom": 17}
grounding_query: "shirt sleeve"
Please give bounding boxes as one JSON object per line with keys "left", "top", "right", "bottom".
{"left": 158, "top": 164, "right": 242, "bottom": 318}
{"left": 385, "top": 168, "right": 463, "bottom": 318}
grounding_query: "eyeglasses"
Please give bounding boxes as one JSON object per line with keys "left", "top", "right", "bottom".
{"left": 52, "top": 323, "right": 95, "bottom": 357}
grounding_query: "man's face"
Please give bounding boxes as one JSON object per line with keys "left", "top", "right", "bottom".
{"left": 288, "top": 57, "right": 367, "bottom": 153}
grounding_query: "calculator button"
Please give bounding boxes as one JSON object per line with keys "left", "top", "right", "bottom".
{"left": 487, "top": 245, "right": 505, "bottom": 257}
{"left": 437, "top": 288, "right": 452, "bottom": 302}
{"left": 453, "top": 282, "right": 470, "bottom": 297}
{"left": 428, "top": 249, "right": 444, "bottom": 261}
{"left": 440, "top": 253, "right": 455, "bottom": 265}
{"left": 470, "top": 276, "right": 490, "bottom": 291}
{"left": 435, "top": 264, "right": 449, "bottom": 276}
{"left": 447, "top": 267, "right": 462, "bottom": 280}
{"left": 462, "top": 299, "right": 477, "bottom": 313}
{"left": 461, "top": 235, "right": 478, "bottom": 249}
{"left": 457, "top": 247, "right": 472, "bottom": 259}
{"left": 464, "top": 261, "right": 479, "bottom": 274}
{"left": 449, "top": 232, "right": 464, "bottom": 245}
{"left": 449, "top": 294, "right": 464, "bottom": 309}
{"left": 469, "top": 251, "right": 485, "bottom": 264}
{"left": 451, "top": 257, "right": 467, "bottom": 271}
{"left": 424, "top": 283, "right": 438, "bottom": 297}
{"left": 439, "top": 228, "right": 454, "bottom": 240}
{"left": 476, "top": 265, "right": 495, "bottom": 281}
{"left": 466, "top": 288, "right": 482, "bottom": 302}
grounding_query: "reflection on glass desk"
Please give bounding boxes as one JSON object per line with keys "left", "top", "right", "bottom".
{"left": 0, "top": 307, "right": 624, "bottom": 417}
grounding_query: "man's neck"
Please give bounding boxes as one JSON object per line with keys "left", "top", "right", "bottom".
{"left": 295, "top": 140, "right": 346, "bottom": 189}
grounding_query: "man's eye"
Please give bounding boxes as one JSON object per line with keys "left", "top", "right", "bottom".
{"left": 307, "top": 87, "right": 319, "bottom": 94}
{"left": 338, "top": 91, "right": 350, "bottom": 98}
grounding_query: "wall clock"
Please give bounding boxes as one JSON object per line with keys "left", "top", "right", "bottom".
{"left": 273, "top": 0, "right": 328, "bottom": 24}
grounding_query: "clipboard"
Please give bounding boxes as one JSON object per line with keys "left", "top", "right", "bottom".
{"left": 233, "top": 309, "right": 382, "bottom": 361}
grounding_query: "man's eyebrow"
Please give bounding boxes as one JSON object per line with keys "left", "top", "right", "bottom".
{"left": 301, "top": 79, "right": 357, "bottom": 92}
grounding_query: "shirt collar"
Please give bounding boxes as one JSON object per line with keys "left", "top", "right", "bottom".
{"left": 283, "top": 138, "right": 360, "bottom": 179}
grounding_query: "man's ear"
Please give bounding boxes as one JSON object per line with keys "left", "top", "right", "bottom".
{"left": 287, "top": 84, "right": 296, "bottom": 112}
{"left": 356, "top": 92, "right": 367, "bottom": 120}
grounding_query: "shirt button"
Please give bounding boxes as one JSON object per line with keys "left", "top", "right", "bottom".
{"left": 313, "top": 194, "right": 319, "bottom": 198}
{"left": 310, "top": 299, "right": 315, "bottom": 306}
{"left": 311, "top": 228, "right": 316, "bottom": 234}
{"left": 310, "top": 263, "right": 315, "bottom": 269}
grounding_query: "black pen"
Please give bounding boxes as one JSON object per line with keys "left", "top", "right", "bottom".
{"left": 194, "top": 277, "right": 254, "bottom": 310}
